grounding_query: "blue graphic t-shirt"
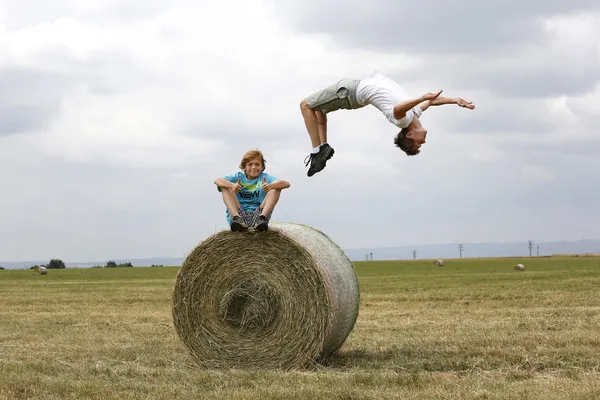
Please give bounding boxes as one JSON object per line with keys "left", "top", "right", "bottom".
{"left": 217, "top": 171, "right": 279, "bottom": 223}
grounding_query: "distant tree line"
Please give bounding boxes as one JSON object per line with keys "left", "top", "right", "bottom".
{"left": 104, "top": 261, "right": 133, "bottom": 268}
{"left": 24, "top": 259, "right": 137, "bottom": 269}
{"left": 30, "top": 259, "right": 66, "bottom": 270}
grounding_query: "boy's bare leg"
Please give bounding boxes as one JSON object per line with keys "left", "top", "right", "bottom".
{"left": 260, "top": 189, "right": 281, "bottom": 218}
{"left": 221, "top": 188, "right": 241, "bottom": 216}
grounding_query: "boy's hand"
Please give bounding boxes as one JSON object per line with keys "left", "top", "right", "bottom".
{"left": 232, "top": 179, "right": 242, "bottom": 193}
{"left": 262, "top": 177, "right": 271, "bottom": 192}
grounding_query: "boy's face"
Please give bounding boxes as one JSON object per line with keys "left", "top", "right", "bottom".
{"left": 244, "top": 157, "right": 263, "bottom": 179}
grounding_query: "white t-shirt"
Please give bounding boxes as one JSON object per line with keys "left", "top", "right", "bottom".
{"left": 355, "top": 71, "right": 423, "bottom": 129}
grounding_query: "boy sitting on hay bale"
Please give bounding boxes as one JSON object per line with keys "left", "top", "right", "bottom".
{"left": 214, "top": 149, "right": 291, "bottom": 232}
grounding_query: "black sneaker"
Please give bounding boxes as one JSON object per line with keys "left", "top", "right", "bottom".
{"left": 304, "top": 144, "right": 335, "bottom": 177}
{"left": 230, "top": 215, "right": 248, "bottom": 232}
{"left": 256, "top": 215, "right": 269, "bottom": 232}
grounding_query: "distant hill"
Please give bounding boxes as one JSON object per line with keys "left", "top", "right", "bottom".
{"left": 346, "top": 239, "right": 600, "bottom": 261}
{"left": 2, "top": 240, "right": 600, "bottom": 269}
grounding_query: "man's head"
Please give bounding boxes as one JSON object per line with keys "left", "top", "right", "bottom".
{"left": 240, "top": 149, "right": 266, "bottom": 179}
{"left": 394, "top": 120, "right": 427, "bottom": 156}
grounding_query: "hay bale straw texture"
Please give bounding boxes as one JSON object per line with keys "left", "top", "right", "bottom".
{"left": 36, "top": 266, "right": 47, "bottom": 275}
{"left": 171, "top": 222, "right": 360, "bottom": 370}
{"left": 514, "top": 263, "right": 525, "bottom": 271}
{"left": 433, "top": 259, "right": 444, "bottom": 267}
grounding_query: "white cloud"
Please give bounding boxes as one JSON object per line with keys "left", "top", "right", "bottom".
{"left": 0, "top": 0, "right": 599, "bottom": 262}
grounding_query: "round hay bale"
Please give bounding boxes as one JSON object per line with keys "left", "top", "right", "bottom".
{"left": 171, "top": 222, "right": 360, "bottom": 370}
{"left": 514, "top": 263, "right": 525, "bottom": 271}
{"left": 433, "top": 259, "right": 444, "bottom": 267}
{"left": 36, "top": 266, "right": 47, "bottom": 275}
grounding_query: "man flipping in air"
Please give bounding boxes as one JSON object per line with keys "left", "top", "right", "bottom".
{"left": 300, "top": 71, "right": 475, "bottom": 177}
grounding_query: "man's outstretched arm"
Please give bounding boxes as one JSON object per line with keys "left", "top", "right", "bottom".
{"left": 392, "top": 90, "right": 443, "bottom": 119}
{"left": 417, "top": 96, "right": 475, "bottom": 112}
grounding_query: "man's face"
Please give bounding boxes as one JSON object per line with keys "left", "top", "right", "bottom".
{"left": 244, "top": 157, "right": 263, "bottom": 179}
{"left": 407, "top": 127, "right": 427, "bottom": 152}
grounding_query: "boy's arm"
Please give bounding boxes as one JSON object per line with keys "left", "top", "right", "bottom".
{"left": 268, "top": 179, "right": 290, "bottom": 190}
{"left": 262, "top": 174, "right": 290, "bottom": 191}
{"left": 214, "top": 178, "right": 235, "bottom": 189}
{"left": 215, "top": 174, "right": 240, "bottom": 192}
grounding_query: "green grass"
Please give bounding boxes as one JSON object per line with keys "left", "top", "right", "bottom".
{"left": 1, "top": 256, "right": 600, "bottom": 399}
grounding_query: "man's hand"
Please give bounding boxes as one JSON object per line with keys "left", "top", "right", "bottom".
{"left": 456, "top": 98, "right": 475, "bottom": 110}
{"left": 231, "top": 179, "right": 242, "bottom": 193}
{"left": 394, "top": 89, "right": 443, "bottom": 120}
{"left": 422, "top": 90, "right": 443, "bottom": 101}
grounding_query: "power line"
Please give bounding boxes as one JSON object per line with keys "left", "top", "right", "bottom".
{"left": 412, "top": 250, "right": 417, "bottom": 260}
{"left": 528, "top": 240, "right": 533, "bottom": 257}
{"left": 458, "top": 244, "right": 464, "bottom": 258}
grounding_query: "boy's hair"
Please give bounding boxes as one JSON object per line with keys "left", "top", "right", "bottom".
{"left": 239, "top": 149, "right": 267, "bottom": 171}
{"left": 394, "top": 128, "right": 420, "bottom": 156}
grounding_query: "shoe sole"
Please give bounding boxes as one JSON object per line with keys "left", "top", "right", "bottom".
{"left": 307, "top": 148, "right": 335, "bottom": 177}
{"left": 256, "top": 222, "right": 268, "bottom": 232}
{"left": 230, "top": 221, "right": 248, "bottom": 232}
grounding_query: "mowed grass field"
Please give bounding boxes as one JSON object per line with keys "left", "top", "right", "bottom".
{"left": 2, "top": 256, "right": 600, "bottom": 399}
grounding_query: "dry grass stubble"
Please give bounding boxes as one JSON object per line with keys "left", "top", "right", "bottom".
{"left": 1, "top": 257, "right": 600, "bottom": 399}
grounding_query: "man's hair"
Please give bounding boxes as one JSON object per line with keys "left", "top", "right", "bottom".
{"left": 394, "top": 128, "right": 420, "bottom": 156}
{"left": 239, "top": 149, "right": 267, "bottom": 171}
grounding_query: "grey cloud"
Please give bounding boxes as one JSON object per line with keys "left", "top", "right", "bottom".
{"left": 421, "top": 98, "right": 559, "bottom": 135}
{"left": 485, "top": 64, "right": 600, "bottom": 99}
{"left": 0, "top": 68, "right": 74, "bottom": 135}
{"left": 0, "top": 106, "right": 51, "bottom": 135}
{"left": 0, "top": 49, "right": 160, "bottom": 135}
{"left": 274, "top": 0, "right": 598, "bottom": 55}
{"left": 407, "top": 53, "right": 600, "bottom": 99}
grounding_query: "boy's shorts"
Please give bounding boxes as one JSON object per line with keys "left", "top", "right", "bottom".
{"left": 236, "top": 207, "right": 271, "bottom": 227}
{"left": 305, "top": 78, "right": 365, "bottom": 115}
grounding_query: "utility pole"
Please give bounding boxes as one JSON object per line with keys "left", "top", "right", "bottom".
{"left": 365, "top": 254, "right": 368, "bottom": 261}
{"left": 528, "top": 240, "right": 533, "bottom": 257}
{"left": 537, "top": 245, "right": 539, "bottom": 257}
{"left": 370, "top": 252, "right": 373, "bottom": 261}
{"left": 412, "top": 250, "right": 417, "bottom": 260}
{"left": 458, "top": 244, "right": 463, "bottom": 258}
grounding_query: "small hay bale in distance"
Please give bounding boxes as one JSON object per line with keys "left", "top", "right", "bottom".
{"left": 514, "top": 263, "right": 525, "bottom": 271}
{"left": 171, "top": 222, "right": 360, "bottom": 370}
{"left": 433, "top": 259, "right": 444, "bottom": 267}
{"left": 36, "top": 266, "right": 47, "bottom": 275}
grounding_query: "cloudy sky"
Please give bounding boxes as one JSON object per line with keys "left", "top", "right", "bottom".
{"left": 1, "top": 0, "right": 598, "bottom": 262}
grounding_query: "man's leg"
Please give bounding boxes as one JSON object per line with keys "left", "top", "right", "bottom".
{"left": 300, "top": 100, "right": 322, "bottom": 150}
{"left": 316, "top": 110, "right": 327, "bottom": 145}
{"left": 221, "top": 188, "right": 248, "bottom": 231}
{"left": 256, "top": 189, "right": 281, "bottom": 231}
{"left": 300, "top": 79, "right": 362, "bottom": 177}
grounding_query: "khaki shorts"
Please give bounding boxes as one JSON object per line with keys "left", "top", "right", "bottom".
{"left": 305, "top": 78, "right": 364, "bottom": 115}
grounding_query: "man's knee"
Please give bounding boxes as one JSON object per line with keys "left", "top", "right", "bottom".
{"left": 300, "top": 99, "right": 312, "bottom": 111}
